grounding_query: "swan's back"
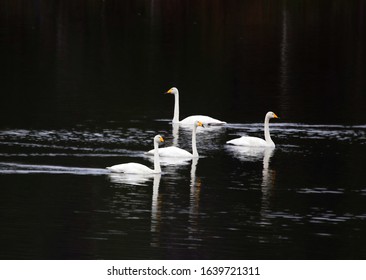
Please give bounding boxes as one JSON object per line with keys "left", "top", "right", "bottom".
{"left": 147, "top": 146, "right": 193, "bottom": 158}
{"left": 107, "top": 162, "right": 155, "bottom": 174}
{"left": 180, "top": 115, "right": 226, "bottom": 125}
{"left": 226, "top": 136, "right": 274, "bottom": 147}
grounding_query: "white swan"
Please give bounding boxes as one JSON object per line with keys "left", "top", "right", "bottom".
{"left": 147, "top": 121, "right": 204, "bottom": 158}
{"left": 226, "top": 111, "right": 279, "bottom": 147}
{"left": 107, "top": 135, "right": 164, "bottom": 174}
{"left": 165, "top": 87, "right": 226, "bottom": 125}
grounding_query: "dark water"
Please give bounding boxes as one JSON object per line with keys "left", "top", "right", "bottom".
{"left": 0, "top": 1, "right": 366, "bottom": 259}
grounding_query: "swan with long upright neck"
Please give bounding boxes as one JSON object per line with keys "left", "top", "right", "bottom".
{"left": 147, "top": 121, "right": 204, "bottom": 158}
{"left": 165, "top": 87, "right": 226, "bottom": 125}
{"left": 107, "top": 135, "right": 164, "bottom": 174}
{"left": 226, "top": 112, "right": 279, "bottom": 147}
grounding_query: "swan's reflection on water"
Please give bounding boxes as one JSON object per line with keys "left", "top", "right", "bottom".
{"left": 188, "top": 157, "right": 202, "bottom": 246}
{"left": 178, "top": 123, "right": 227, "bottom": 159}
{"left": 146, "top": 155, "right": 191, "bottom": 177}
{"left": 108, "top": 172, "right": 155, "bottom": 186}
{"left": 107, "top": 172, "right": 163, "bottom": 247}
{"left": 225, "top": 145, "right": 275, "bottom": 190}
{"left": 172, "top": 123, "right": 179, "bottom": 146}
{"left": 225, "top": 145, "right": 274, "bottom": 163}
{"left": 225, "top": 145, "right": 276, "bottom": 227}
{"left": 260, "top": 148, "right": 276, "bottom": 189}
{"left": 259, "top": 148, "right": 276, "bottom": 224}
{"left": 150, "top": 174, "right": 162, "bottom": 247}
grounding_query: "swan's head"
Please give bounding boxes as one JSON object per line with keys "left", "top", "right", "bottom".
{"left": 195, "top": 121, "right": 205, "bottom": 128}
{"left": 267, "top": 111, "right": 279, "bottom": 119}
{"left": 154, "top": 135, "right": 164, "bottom": 144}
{"left": 165, "top": 87, "right": 178, "bottom": 95}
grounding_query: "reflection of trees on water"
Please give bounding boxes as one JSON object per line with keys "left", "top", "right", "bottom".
{"left": 279, "top": 1, "right": 290, "bottom": 116}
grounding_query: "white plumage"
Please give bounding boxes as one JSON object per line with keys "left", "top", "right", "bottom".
{"left": 147, "top": 121, "right": 204, "bottom": 158}
{"left": 226, "top": 111, "right": 279, "bottom": 147}
{"left": 107, "top": 135, "right": 164, "bottom": 174}
{"left": 165, "top": 87, "right": 226, "bottom": 125}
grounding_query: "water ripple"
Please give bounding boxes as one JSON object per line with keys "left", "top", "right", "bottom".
{"left": 0, "top": 162, "right": 108, "bottom": 175}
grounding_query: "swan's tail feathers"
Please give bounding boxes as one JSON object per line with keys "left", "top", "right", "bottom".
{"left": 226, "top": 139, "right": 237, "bottom": 145}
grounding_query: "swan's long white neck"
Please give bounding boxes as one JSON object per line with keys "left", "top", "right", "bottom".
{"left": 264, "top": 115, "right": 274, "bottom": 146}
{"left": 153, "top": 140, "right": 161, "bottom": 173}
{"left": 173, "top": 91, "right": 180, "bottom": 123}
{"left": 192, "top": 124, "right": 199, "bottom": 157}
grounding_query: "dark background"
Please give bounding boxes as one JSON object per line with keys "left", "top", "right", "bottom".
{"left": 0, "top": 1, "right": 366, "bottom": 260}
{"left": 0, "top": 0, "right": 365, "bottom": 128}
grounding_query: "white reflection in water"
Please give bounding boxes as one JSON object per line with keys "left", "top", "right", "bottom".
{"left": 188, "top": 157, "right": 202, "bottom": 246}
{"left": 107, "top": 172, "right": 163, "bottom": 248}
{"left": 150, "top": 174, "right": 162, "bottom": 247}
{"left": 260, "top": 148, "right": 276, "bottom": 228}
{"left": 145, "top": 154, "right": 191, "bottom": 177}
{"left": 108, "top": 173, "right": 154, "bottom": 186}
{"left": 178, "top": 123, "right": 226, "bottom": 152}
{"left": 226, "top": 145, "right": 276, "bottom": 228}
{"left": 226, "top": 145, "right": 274, "bottom": 163}
{"left": 261, "top": 148, "right": 276, "bottom": 190}
{"left": 157, "top": 157, "right": 191, "bottom": 166}
{"left": 172, "top": 123, "right": 179, "bottom": 146}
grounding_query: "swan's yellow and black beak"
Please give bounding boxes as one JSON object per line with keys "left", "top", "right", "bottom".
{"left": 273, "top": 113, "right": 279, "bottom": 119}
{"left": 159, "top": 136, "right": 164, "bottom": 143}
{"left": 198, "top": 121, "right": 205, "bottom": 128}
{"left": 165, "top": 88, "right": 174, "bottom": 94}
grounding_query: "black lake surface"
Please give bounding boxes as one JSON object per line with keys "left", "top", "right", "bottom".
{"left": 0, "top": 1, "right": 365, "bottom": 259}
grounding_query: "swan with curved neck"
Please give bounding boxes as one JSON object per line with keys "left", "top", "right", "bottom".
{"left": 226, "top": 112, "right": 279, "bottom": 147}
{"left": 147, "top": 121, "right": 204, "bottom": 158}
{"left": 165, "top": 87, "right": 226, "bottom": 125}
{"left": 107, "top": 135, "right": 164, "bottom": 174}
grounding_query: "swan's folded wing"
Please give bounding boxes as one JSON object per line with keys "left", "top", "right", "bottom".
{"left": 147, "top": 146, "right": 193, "bottom": 158}
{"left": 226, "top": 136, "right": 268, "bottom": 147}
{"left": 180, "top": 115, "right": 226, "bottom": 125}
{"left": 107, "top": 162, "right": 154, "bottom": 174}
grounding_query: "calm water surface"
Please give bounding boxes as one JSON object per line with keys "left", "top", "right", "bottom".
{"left": 0, "top": 121, "right": 365, "bottom": 259}
{"left": 0, "top": 0, "right": 365, "bottom": 259}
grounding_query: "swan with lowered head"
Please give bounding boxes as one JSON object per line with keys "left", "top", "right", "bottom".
{"left": 165, "top": 87, "right": 226, "bottom": 125}
{"left": 147, "top": 121, "right": 204, "bottom": 158}
{"left": 107, "top": 135, "right": 164, "bottom": 174}
{"left": 226, "top": 111, "right": 279, "bottom": 147}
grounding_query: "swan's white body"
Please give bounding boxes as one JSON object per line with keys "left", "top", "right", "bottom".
{"left": 107, "top": 163, "right": 155, "bottom": 174}
{"left": 147, "top": 121, "right": 203, "bottom": 158}
{"left": 226, "top": 111, "right": 278, "bottom": 147}
{"left": 227, "top": 137, "right": 270, "bottom": 147}
{"left": 107, "top": 135, "right": 164, "bottom": 174}
{"left": 166, "top": 87, "right": 226, "bottom": 125}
